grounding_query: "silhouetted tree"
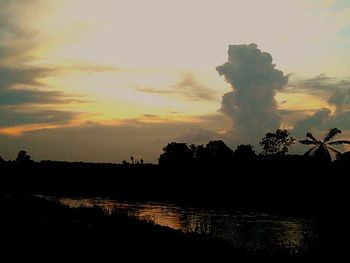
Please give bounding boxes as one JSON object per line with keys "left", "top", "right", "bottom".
{"left": 260, "top": 129, "right": 295, "bottom": 156}
{"left": 233, "top": 144, "right": 257, "bottom": 160}
{"left": 299, "top": 128, "right": 350, "bottom": 162}
{"left": 158, "top": 142, "right": 194, "bottom": 167}
{"left": 205, "top": 140, "right": 233, "bottom": 164}
{"left": 16, "top": 150, "right": 32, "bottom": 163}
{"left": 0, "top": 155, "right": 5, "bottom": 163}
{"left": 130, "top": 156, "right": 134, "bottom": 164}
{"left": 140, "top": 159, "right": 144, "bottom": 164}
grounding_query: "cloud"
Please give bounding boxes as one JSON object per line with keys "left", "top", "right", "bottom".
{"left": 292, "top": 108, "right": 331, "bottom": 137}
{"left": 328, "top": 111, "right": 350, "bottom": 130}
{"left": 0, "top": 88, "right": 85, "bottom": 106}
{"left": 282, "top": 74, "right": 350, "bottom": 134}
{"left": 176, "top": 128, "right": 222, "bottom": 144}
{"left": 137, "top": 72, "right": 217, "bottom": 101}
{"left": 216, "top": 43, "right": 288, "bottom": 141}
{"left": 286, "top": 74, "right": 350, "bottom": 106}
{"left": 292, "top": 107, "right": 350, "bottom": 140}
{"left": 327, "top": 88, "right": 350, "bottom": 113}
{"left": 56, "top": 62, "right": 121, "bottom": 74}
{"left": 0, "top": 109, "right": 79, "bottom": 128}
{"left": 0, "top": 66, "right": 53, "bottom": 89}
{"left": 289, "top": 74, "right": 350, "bottom": 94}
{"left": 0, "top": 2, "right": 85, "bottom": 131}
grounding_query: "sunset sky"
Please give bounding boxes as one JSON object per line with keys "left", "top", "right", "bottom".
{"left": 1, "top": 0, "right": 350, "bottom": 162}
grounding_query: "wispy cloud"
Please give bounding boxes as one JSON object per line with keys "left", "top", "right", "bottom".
{"left": 0, "top": 88, "right": 85, "bottom": 106}
{"left": 136, "top": 72, "right": 218, "bottom": 101}
{"left": 289, "top": 74, "right": 350, "bottom": 93}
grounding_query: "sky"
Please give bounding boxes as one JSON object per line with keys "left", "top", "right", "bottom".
{"left": 1, "top": 0, "right": 350, "bottom": 163}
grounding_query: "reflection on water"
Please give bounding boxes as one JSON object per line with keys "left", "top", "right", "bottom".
{"left": 58, "top": 197, "right": 316, "bottom": 253}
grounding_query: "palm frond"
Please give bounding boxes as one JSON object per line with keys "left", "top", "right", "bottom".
{"left": 299, "top": 139, "right": 318, "bottom": 145}
{"left": 306, "top": 132, "right": 319, "bottom": 143}
{"left": 327, "top": 140, "right": 350, "bottom": 145}
{"left": 328, "top": 147, "right": 342, "bottom": 160}
{"left": 323, "top": 128, "right": 341, "bottom": 143}
{"left": 304, "top": 146, "right": 318, "bottom": 156}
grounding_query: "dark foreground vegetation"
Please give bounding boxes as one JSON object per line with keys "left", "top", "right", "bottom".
{"left": 0, "top": 128, "right": 348, "bottom": 259}
{"left": 0, "top": 194, "right": 339, "bottom": 260}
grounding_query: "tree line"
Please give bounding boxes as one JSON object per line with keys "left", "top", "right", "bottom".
{"left": 1, "top": 128, "right": 349, "bottom": 166}
{"left": 158, "top": 128, "right": 350, "bottom": 167}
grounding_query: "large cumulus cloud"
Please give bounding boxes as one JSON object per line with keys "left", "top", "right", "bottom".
{"left": 216, "top": 43, "right": 288, "bottom": 141}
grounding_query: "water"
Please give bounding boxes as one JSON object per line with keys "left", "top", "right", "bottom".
{"left": 56, "top": 196, "right": 317, "bottom": 253}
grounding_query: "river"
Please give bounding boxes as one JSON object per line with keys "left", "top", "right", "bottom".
{"left": 54, "top": 196, "right": 318, "bottom": 253}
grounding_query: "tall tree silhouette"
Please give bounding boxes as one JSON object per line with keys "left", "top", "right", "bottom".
{"left": 260, "top": 129, "right": 295, "bottom": 156}
{"left": 299, "top": 128, "right": 350, "bottom": 161}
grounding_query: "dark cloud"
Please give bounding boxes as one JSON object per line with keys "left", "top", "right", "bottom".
{"left": 298, "top": 74, "right": 350, "bottom": 91}
{"left": 137, "top": 73, "right": 217, "bottom": 101}
{"left": 292, "top": 107, "right": 350, "bottom": 141}
{"left": 327, "top": 88, "right": 350, "bottom": 113}
{"left": 0, "top": 108, "right": 78, "bottom": 128}
{"left": 327, "top": 111, "right": 350, "bottom": 130}
{"left": 287, "top": 74, "right": 350, "bottom": 112}
{"left": 0, "top": 88, "right": 84, "bottom": 106}
{"left": 292, "top": 108, "right": 331, "bottom": 137}
{"left": 0, "top": 66, "right": 53, "bottom": 89}
{"left": 216, "top": 43, "right": 288, "bottom": 140}
{"left": 285, "top": 74, "right": 350, "bottom": 136}
{"left": 176, "top": 128, "right": 221, "bottom": 144}
{"left": 0, "top": 2, "right": 85, "bottom": 130}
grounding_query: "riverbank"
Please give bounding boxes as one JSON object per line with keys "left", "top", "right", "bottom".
{"left": 0, "top": 193, "right": 330, "bottom": 260}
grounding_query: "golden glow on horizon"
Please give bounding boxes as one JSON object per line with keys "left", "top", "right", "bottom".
{"left": 0, "top": 124, "right": 66, "bottom": 136}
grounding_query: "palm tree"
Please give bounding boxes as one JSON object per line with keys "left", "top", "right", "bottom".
{"left": 299, "top": 128, "right": 350, "bottom": 161}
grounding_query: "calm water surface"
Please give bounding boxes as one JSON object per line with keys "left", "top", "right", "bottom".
{"left": 55, "top": 196, "right": 317, "bottom": 253}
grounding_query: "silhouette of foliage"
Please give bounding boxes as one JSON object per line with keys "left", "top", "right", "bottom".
{"left": 204, "top": 140, "right": 234, "bottom": 164}
{"left": 158, "top": 142, "right": 194, "bottom": 167}
{"left": 16, "top": 150, "right": 32, "bottom": 163}
{"left": 299, "top": 128, "right": 350, "bottom": 162}
{"left": 260, "top": 129, "right": 295, "bottom": 156}
{"left": 233, "top": 145, "right": 257, "bottom": 160}
{"left": 0, "top": 155, "right": 5, "bottom": 163}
